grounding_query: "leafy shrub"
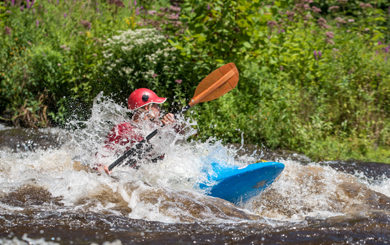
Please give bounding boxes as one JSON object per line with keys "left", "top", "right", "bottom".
{"left": 1, "top": 0, "right": 390, "bottom": 162}
{"left": 99, "top": 28, "right": 189, "bottom": 107}
{"left": 1, "top": 0, "right": 169, "bottom": 125}
{"left": 173, "top": 0, "right": 390, "bottom": 162}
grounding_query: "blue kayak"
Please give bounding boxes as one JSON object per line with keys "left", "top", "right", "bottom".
{"left": 199, "top": 161, "right": 285, "bottom": 204}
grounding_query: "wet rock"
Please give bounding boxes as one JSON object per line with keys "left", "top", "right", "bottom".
{"left": 0, "top": 127, "right": 66, "bottom": 152}
{"left": 134, "top": 185, "right": 260, "bottom": 222}
{"left": 319, "top": 160, "right": 390, "bottom": 179}
{"left": 229, "top": 143, "right": 312, "bottom": 163}
{"left": 0, "top": 185, "right": 63, "bottom": 207}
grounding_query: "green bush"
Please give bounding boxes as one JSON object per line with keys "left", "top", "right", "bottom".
{"left": 99, "top": 28, "right": 189, "bottom": 107}
{"left": 172, "top": 0, "right": 390, "bottom": 162}
{"left": 1, "top": 0, "right": 389, "bottom": 162}
{"left": 0, "top": 0, "right": 188, "bottom": 125}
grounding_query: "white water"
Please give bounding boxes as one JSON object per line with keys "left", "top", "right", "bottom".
{"left": 0, "top": 94, "right": 389, "bottom": 225}
{"left": 0, "top": 234, "right": 122, "bottom": 245}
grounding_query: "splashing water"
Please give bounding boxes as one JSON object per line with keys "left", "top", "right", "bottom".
{"left": 0, "top": 94, "right": 389, "bottom": 243}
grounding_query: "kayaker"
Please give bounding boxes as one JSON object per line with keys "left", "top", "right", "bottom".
{"left": 95, "top": 88, "right": 177, "bottom": 174}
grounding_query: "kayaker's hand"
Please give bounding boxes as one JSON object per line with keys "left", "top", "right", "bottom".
{"left": 103, "top": 165, "right": 111, "bottom": 175}
{"left": 94, "top": 163, "right": 111, "bottom": 175}
{"left": 161, "top": 113, "right": 175, "bottom": 125}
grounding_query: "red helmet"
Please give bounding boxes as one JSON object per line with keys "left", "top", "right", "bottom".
{"left": 127, "top": 88, "right": 166, "bottom": 110}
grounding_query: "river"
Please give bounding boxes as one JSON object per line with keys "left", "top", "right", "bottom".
{"left": 0, "top": 96, "right": 389, "bottom": 244}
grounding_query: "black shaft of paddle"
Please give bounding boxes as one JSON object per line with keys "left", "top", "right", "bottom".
{"left": 107, "top": 105, "right": 192, "bottom": 171}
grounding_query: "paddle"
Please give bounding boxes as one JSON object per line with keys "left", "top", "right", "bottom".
{"left": 105, "top": 63, "right": 239, "bottom": 173}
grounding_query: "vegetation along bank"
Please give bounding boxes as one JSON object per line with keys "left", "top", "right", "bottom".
{"left": 0, "top": 0, "right": 389, "bottom": 162}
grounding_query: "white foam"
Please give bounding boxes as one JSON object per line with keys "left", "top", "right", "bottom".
{"left": 1, "top": 94, "right": 389, "bottom": 224}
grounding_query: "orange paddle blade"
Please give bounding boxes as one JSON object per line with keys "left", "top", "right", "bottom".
{"left": 189, "top": 63, "right": 239, "bottom": 107}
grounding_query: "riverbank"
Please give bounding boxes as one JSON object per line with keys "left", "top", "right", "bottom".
{"left": 1, "top": 125, "right": 389, "bottom": 165}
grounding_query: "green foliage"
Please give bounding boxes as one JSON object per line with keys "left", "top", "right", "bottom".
{"left": 1, "top": 0, "right": 390, "bottom": 162}
{"left": 99, "top": 28, "right": 189, "bottom": 106}
{"left": 0, "top": 0, "right": 186, "bottom": 125}
{"left": 172, "top": 0, "right": 390, "bottom": 162}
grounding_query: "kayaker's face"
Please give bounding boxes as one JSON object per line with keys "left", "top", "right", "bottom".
{"left": 138, "top": 104, "right": 161, "bottom": 121}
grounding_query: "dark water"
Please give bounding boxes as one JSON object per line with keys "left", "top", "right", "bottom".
{"left": 1, "top": 126, "right": 389, "bottom": 244}
{"left": 1, "top": 198, "right": 389, "bottom": 244}
{"left": 1, "top": 209, "right": 389, "bottom": 244}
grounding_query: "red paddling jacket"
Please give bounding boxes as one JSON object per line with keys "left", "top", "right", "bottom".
{"left": 98, "top": 121, "right": 164, "bottom": 169}
{"left": 104, "top": 122, "right": 143, "bottom": 152}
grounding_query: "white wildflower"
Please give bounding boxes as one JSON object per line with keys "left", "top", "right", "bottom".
{"left": 122, "top": 67, "right": 133, "bottom": 75}
{"left": 102, "top": 28, "right": 178, "bottom": 79}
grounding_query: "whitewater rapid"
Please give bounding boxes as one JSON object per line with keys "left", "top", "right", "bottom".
{"left": 1, "top": 94, "right": 389, "bottom": 244}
